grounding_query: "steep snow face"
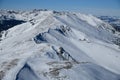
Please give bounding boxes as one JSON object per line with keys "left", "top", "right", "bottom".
{"left": 0, "top": 10, "right": 120, "bottom": 80}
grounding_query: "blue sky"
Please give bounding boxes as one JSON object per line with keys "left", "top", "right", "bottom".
{"left": 0, "top": 0, "right": 120, "bottom": 16}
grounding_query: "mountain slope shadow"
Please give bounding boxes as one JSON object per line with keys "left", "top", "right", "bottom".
{"left": 15, "top": 63, "right": 40, "bottom": 80}
{"left": 0, "top": 19, "right": 26, "bottom": 32}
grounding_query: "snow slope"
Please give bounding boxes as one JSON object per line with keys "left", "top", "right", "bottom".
{"left": 0, "top": 10, "right": 120, "bottom": 80}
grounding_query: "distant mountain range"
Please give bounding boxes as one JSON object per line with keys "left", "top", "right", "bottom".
{"left": 98, "top": 16, "right": 120, "bottom": 32}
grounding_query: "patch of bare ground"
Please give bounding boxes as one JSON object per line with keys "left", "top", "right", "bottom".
{"left": 0, "top": 59, "right": 19, "bottom": 80}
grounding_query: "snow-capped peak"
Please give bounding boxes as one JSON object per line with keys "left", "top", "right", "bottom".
{"left": 0, "top": 10, "right": 120, "bottom": 80}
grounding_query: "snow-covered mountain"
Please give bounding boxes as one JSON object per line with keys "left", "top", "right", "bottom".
{"left": 0, "top": 9, "right": 120, "bottom": 80}
{"left": 98, "top": 16, "right": 120, "bottom": 32}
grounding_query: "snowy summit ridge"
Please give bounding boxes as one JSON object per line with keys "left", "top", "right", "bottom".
{"left": 0, "top": 9, "right": 120, "bottom": 80}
